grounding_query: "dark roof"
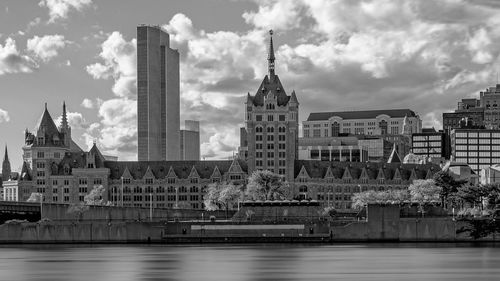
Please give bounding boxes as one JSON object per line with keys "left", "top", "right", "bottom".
{"left": 32, "top": 107, "right": 66, "bottom": 148}
{"left": 306, "top": 109, "right": 418, "bottom": 121}
{"left": 105, "top": 159, "right": 248, "bottom": 180}
{"left": 294, "top": 160, "right": 438, "bottom": 181}
{"left": 250, "top": 75, "right": 290, "bottom": 106}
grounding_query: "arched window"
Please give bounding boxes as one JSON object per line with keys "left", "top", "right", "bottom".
{"left": 331, "top": 122, "right": 339, "bottom": 137}
{"left": 379, "top": 120, "right": 388, "bottom": 135}
{"left": 256, "top": 126, "right": 263, "bottom": 133}
{"left": 267, "top": 127, "right": 274, "bottom": 133}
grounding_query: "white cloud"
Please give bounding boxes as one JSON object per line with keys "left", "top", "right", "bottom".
{"left": 81, "top": 98, "right": 94, "bottom": 109}
{"left": 39, "top": 0, "right": 92, "bottom": 23}
{"left": 55, "top": 111, "right": 88, "bottom": 129}
{"left": 0, "top": 108, "right": 10, "bottom": 123}
{"left": 242, "top": 0, "right": 302, "bottom": 30}
{"left": 0, "top": 38, "right": 38, "bottom": 75}
{"left": 85, "top": 31, "right": 136, "bottom": 98}
{"left": 27, "top": 34, "right": 68, "bottom": 62}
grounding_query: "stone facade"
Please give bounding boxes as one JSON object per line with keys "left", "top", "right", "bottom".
{"left": 243, "top": 30, "right": 299, "bottom": 182}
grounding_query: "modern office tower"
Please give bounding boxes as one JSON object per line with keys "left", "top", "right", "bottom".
{"left": 137, "top": 25, "right": 180, "bottom": 161}
{"left": 180, "top": 120, "right": 200, "bottom": 161}
{"left": 411, "top": 128, "right": 446, "bottom": 160}
{"left": 245, "top": 30, "right": 299, "bottom": 182}
{"left": 451, "top": 129, "right": 500, "bottom": 174}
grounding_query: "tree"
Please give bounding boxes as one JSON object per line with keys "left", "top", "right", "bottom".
{"left": 204, "top": 182, "right": 243, "bottom": 215}
{"left": 245, "top": 170, "right": 289, "bottom": 201}
{"left": 433, "top": 171, "right": 465, "bottom": 208}
{"left": 352, "top": 189, "right": 410, "bottom": 209}
{"left": 455, "top": 184, "right": 500, "bottom": 210}
{"left": 84, "top": 185, "right": 106, "bottom": 206}
{"left": 408, "top": 179, "right": 441, "bottom": 205}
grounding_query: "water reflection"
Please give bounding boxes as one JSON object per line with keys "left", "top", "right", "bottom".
{"left": 0, "top": 244, "right": 499, "bottom": 281}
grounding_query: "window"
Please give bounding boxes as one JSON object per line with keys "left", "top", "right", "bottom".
{"left": 256, "top": 115, "right": 262, "bottom": 121}
{"left": 94, "top": 178, "right": 102, "bottom": 185}
{"left": 267, "top": 135, "right": 274, "bottom": 141}
{"left": 36, "top": 162, "right": 45, "bottom": 169}
{"left": 267, "top": 115, "right": 274, "bottom": 121}
{"left": 79, "top": 178, "right": 87, "bottom": 185}
{"left": 190, "top": 178, "right": 199, "bottom": 184}
{"left": 54, "top": 152, "right": 60, "bottom": 159}
{"left": 331, "top": 122, "right": 339, "bottom": 137}
{"left": 167, "top": 178, "right": 176, "bottom": 184}
{"left": 64, "top": 179, "right": 70, "bottom": 186}
{"left": 256, "top": 126, "right": 263, "bottom": 133}
{"left": 279, "top": 115, "right": 285, "bottom": 121}
{"left": 37, "top": 171, "right": 45, "bottom": 177}
{"left": 37, "top": 152, "right": 45, "bottom": 159}
{"left": 303, "top": 130, "right": 310, "bottom": 138}
{"left": 145, "top": 178, "right": 153, "bottom": 184}
{"left": 52, "top": 180, "right": 58, "bottom": 185}
{"left": 313, "top": 129, "right": 321, "bottom": 137}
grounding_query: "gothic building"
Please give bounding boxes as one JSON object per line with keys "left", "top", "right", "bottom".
{"left": 244, "top": 30, "right": 299, "bottom": 182}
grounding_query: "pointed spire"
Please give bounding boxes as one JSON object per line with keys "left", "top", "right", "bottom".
{"left": 3, "top": 145, "right": 8, "bottom": 162}
{"left": 62, "top": 101, "right": 68, "bottom": 130}
{"left": 2, "top": 144, "right": 11, "bottom": 182}
{"left": 268, "top": 29, "right": 275, "bottom": 80}
{"left": 290, "top": 90, "right": 299, "bottom": 104}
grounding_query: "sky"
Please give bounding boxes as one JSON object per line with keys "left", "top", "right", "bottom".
{"left": 2, "top": 0, "right": 500, "bottom": 171}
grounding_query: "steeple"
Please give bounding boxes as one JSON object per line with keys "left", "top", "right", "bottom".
{"left": 2, "top": 145, "right": 11, "bottom": 182}
{"left": 62, "top": 101, "right": 68, "bottom": 130}
{"left": 268, "top": 30, "right": 275, "bottom": 80}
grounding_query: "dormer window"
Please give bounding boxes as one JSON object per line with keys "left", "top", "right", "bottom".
{"left": 145, "top": 178, "right": 153, "bottom": 184}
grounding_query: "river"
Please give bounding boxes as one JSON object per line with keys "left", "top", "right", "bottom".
{"left": 0, "top": 243, "right": 499, "bottom": 281}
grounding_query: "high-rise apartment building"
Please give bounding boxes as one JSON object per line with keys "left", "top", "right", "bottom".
{"left": 244, "top": 30, "right": 299, "bottom": 182}
{"left": 137, "top": 25, "right": 180, "bottom": 161}
{"left": 180, "top": 120, "right": 200, "bottom": 161}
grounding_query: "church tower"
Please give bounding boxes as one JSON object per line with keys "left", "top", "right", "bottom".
{"left": 245, "top": 30, "right": 299, "bottom": 182}
{"left": 2, "top": 145, "right": 11, "bottom": 182}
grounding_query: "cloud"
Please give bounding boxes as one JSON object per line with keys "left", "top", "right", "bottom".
{"left": 39, "top": 0, "right": 92, "bottom": 23}
{"left": 86, "top": 31, "right": 136, "bottom": 98}
{"left": 27, "top": 34, "right": 68, "bottom": 62}
{"left": 0, "top": 109, "right": 10, "bottom": 123}
{"left": 84, "top": 2, "right": 500, "bottom": 160}
{"left": 0, "top": 38, "right": 38, "bottom": 75}
{"left": 55, "top": 111, "right": 89, "bottom": 129}
{"left": 81, "top": 98, "right": 94, "bottom": 109}
{"left": 82, "top": 98, "right": 137, "bottom": 159}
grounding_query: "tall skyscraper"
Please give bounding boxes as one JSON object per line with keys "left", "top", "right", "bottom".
{"left": 137, "top": 25, "right": 180, "bottom": 161}
{"left": 180, "top": 120, "right": 200, "bottom": 161}
{"left": 244, "top": 30, "right": 299, "bottom": 182}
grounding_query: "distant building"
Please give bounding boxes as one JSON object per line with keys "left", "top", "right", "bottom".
{"left": 244, "top": 30, "right": 299, "bottom": 182}
{"left": 451, "top": 129, "right": 500, "bottom": 174}
{"left": 291, "top": 161, "right": 439, "bottom": 209}
{"left": 180, "top": 120, "right": 200, "bottom": 161}
{"left": 411, "top": 129, "right": 446, "bottom": 160}
{"left": 479, "top": 84, "right": 500, "bottom": 129}
{"left": 137, "top": 25, "right": 180, "bottom": 161}
{"left": 480, "top": 164, "right": 500, "bottom": 185}
{"left": 303, "top": 109, "right": 421, "bottom": 137}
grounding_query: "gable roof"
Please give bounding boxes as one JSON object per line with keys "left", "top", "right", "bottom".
{"left": 105, "top": 160, "right": 248, "bottom": 180}
{"left": 250, "top": 75, "right": 290, "bottom": 106}
{"left": 306, "top": 109, "right": 417, "bottom": 121}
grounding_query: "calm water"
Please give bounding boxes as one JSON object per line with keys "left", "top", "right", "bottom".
{"left": 0, "top": 244, "right": 499, "bottom": 281}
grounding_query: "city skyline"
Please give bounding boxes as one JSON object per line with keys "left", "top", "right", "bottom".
{"left": 2, "top": 0, "right": 500, "bottom": 171}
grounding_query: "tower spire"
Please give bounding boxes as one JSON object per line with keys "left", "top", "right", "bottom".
{"left": 268, "top": 30, "right": 275, "bottom": 80}
{"left": 2, "top": 144, "right": 11, "bottom": 182}
{"left": 62, "top": 101, "right": 68, "bottom": 130}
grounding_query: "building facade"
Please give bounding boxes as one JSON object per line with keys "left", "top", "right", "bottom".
{"left": 303, "top": 109, "right": 421, "bottom": 138}
{"left": 180, "top": 120, "right": 200, "bottom": 161}
{"left": 244, "top": 30, "right": 299, "bottom": 182}
{"left": 137, "top": 25, "right": 180, "bottom": 161}
{"left": 451, "top": 129, "right": 500, "bottom": 174}
{"left": 411, "top": 130, "right": 445, "bottom": 160}
{"left": 291, "top": 161, "right": 438, "bottom": 209}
